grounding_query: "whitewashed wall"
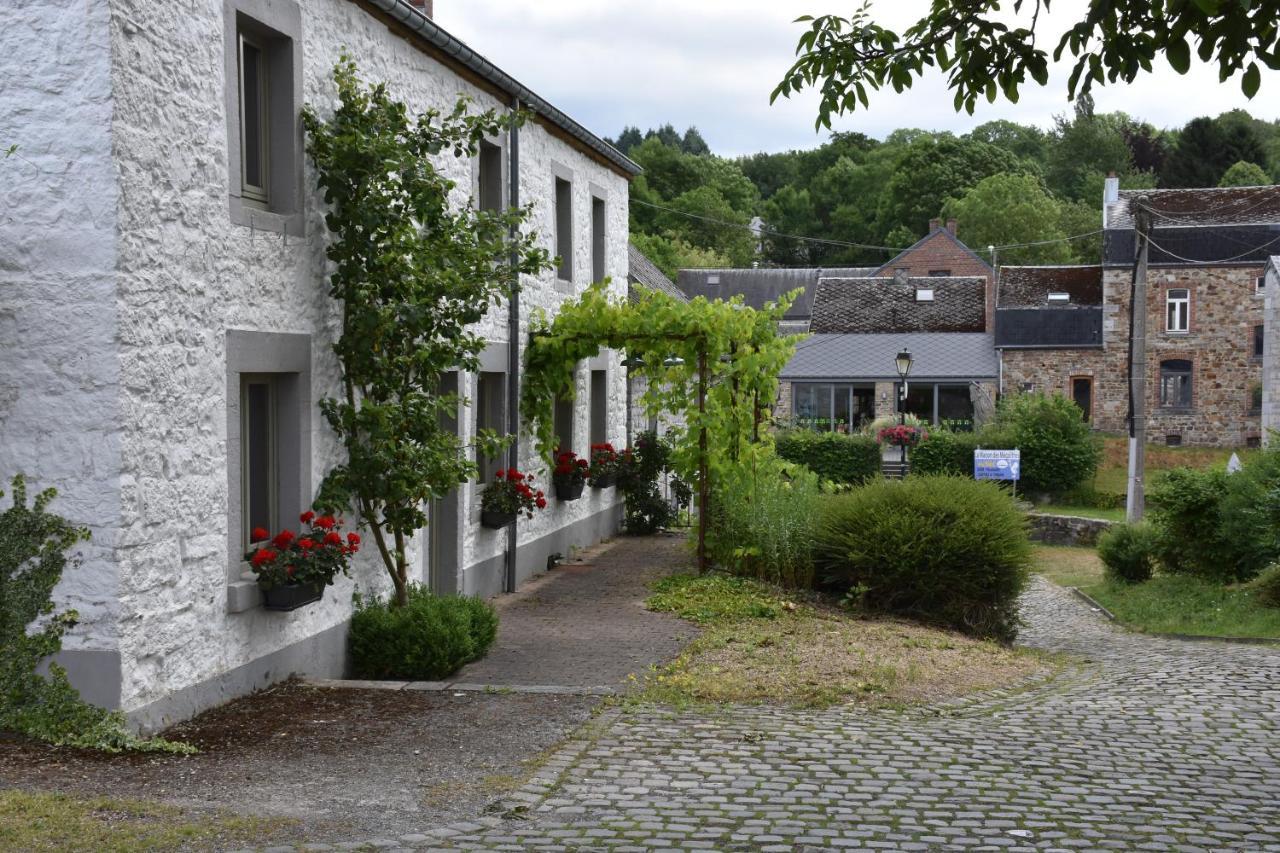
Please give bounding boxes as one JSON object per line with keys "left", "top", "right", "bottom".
{"left": 2, "top": 0, "right": 628, "bottom": 723}
{"left": 1264, "top": 259, "right": 1280, "bottom": 443}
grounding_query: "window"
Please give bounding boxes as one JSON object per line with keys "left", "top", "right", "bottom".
{"left": 1159, "top": 359, "right": 1193, "bottom": 408}
{"left": 1166, "top": 288, "right": 1190, "bottom": 333}
{"left": 553, "top": 380, "right": 575, "bottom": 453}
{"left": 477, "top": 140, "right": 503, "bottom": 213}
{"left": 225, "top": 1, "right": 302, "bottom": 234}
{"left": 1071, "top": 377, "right": 1093, "bottom": 421}
{"left": 554, "top": 176, "right": 573, "bottom": 282}
{"left": 1047, "top": 292, "right": 1071, "bottom": 304}
{"left": 1258, "top": 276, "right": 1267, "bottom": 295}
{"left": 792, "top": 383, "right": 874, "bottom": 432}
{"left": 240, "top": 375, "right": 278, "bottom": 549}
{"left": 1255, "top": 325, "right": 1265, "bottom": 359}
{"left": 928, "top": 269, "right": 951, "bottom": 277}
{"left": 915, "top": 288, "right": 935, "bottom": 302}
{"left": 475, "top": 372, "right": 506, "bottom": 482}
{"left": 591, "top": 196, "right": 606, "bottom": 284}
{"left": 590, "top": 369, "right": 607, "bottom": 446}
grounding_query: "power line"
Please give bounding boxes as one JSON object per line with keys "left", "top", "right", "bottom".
{"left": 1144, "top": 231, "right": 1280, "bottom": 265}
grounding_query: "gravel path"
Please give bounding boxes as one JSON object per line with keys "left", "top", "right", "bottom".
{"left": 318, "top": 577, "right": 1280, "bottom": 852}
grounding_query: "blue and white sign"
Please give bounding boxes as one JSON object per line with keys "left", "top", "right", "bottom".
{"left": 974, "top": 449, "right": 1021, "bottom": 481}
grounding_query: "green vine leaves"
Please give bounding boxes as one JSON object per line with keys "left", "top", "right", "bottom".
{"left": 521, "top": 284, "right": 804, "bottom": 485}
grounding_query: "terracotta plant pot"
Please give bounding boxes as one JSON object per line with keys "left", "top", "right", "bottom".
{"left": 555, "top": 480, "right": 584, "bottom": 501}
{"left": 262, "top": 582, "right": 324, "bottom": 612}
{"left": 480, "top": 509, "right": 516, "bottom": 529}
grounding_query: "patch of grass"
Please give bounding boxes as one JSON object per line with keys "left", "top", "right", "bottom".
{"left": 1034, "top": 545, "right": 1280, "bottom": 639}
{"left": 1091, "top": 435, "right": 1254, "bottom": 497}
{"left": 0, "top": 790, "right": 288, "bottom": 852}
{"left": 1035, "top": 504, "right": 1126, "bottom": 522}
{"left": 638, "top": 573, "right": 1044, "bottom": 709}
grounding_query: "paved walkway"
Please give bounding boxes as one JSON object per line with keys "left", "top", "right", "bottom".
{"left": 322, "top": 576, "right": 1280, "bottom": 852}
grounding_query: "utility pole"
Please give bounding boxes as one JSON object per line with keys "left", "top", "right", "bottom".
{"left": 1126, "top": 196, "right": 1152, "bottom": 523}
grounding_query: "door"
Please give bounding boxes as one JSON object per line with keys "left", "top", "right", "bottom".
{"left": 1071, "top": 377, "right": 1093, "bottom": 421}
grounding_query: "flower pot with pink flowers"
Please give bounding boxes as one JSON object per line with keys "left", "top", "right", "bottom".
{"left": 245, "top": 511, "right": 360, "bottom": 611}
{"left": 876, "top": 424, "right": 927, "bottom": 450}
{"left": 479, "top": 467, "right": 546, "bottom": 529}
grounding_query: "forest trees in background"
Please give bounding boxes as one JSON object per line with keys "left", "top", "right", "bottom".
{"left": 611, "top": 109, "right": 1279, "bottom": 279}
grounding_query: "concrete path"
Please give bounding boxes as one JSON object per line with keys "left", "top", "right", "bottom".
{"left": 317, "top": 576, "right": 1280, "bottom": 851}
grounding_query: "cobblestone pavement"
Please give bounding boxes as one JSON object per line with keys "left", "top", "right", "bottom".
{"left": 304, "top": 576, "right": 1280, "bottom": 852}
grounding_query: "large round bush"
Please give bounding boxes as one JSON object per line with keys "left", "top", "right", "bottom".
{"left": 349, "top": 585, "right": 498, "bottom": 680}
{"left": 812, "top": 475, "right": 1032, "bottom": 641}
{"left": 993, "top": 392, "right": 1100, "bottom": 494}
{"left": 1097, "top": 522, "right": 1158, "bottom": 584}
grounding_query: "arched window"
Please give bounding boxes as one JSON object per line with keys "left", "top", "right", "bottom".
{"left": 1159, "top": 359, "right": 1192, "bottom": 408}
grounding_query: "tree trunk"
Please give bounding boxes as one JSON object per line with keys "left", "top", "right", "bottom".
{"left": 393, "top": 528, "right": 409, "bottom": 608}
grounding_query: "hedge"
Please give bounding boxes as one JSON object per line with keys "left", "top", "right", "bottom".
{"left": 775, "top": 430, "right": 881, "bottom": 485}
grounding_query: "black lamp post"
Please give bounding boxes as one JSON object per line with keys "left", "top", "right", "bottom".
{"left": 895, "top": 348, "right": 913, "bottom": 465}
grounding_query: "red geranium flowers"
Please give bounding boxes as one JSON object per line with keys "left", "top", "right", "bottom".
{"left": 481, "top": 468, "right": 546, "bottom": 519}
{"left": 243, "top": 509, "right": 358, "bottom": 592}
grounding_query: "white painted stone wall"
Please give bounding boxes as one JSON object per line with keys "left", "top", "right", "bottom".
{"left": 1264, "top": 259, "right": 1280, "bottom": 443}
{"left": 4, "top": 0, "right": 628, "bottom": 722}
{"left": 0, "top": 0, "right": 124, "bottom": 658}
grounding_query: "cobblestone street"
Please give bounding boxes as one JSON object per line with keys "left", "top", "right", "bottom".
{"left": 325, "top": 576, "right": 1279, "bottom": 852}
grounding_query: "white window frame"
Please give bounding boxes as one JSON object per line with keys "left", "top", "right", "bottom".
{"left": 1166, "top": 288, "right": 1190, "bottom": 333}
{"left": 915, "top": 288, "right": 935, "bottom": 302}
{"left": 1047, "top": 292, "right": 1071, "bottom": 304}
{"left": 237, "top": 30, "right": 270, "bottom": 206}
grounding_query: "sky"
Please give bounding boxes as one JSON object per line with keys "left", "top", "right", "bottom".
{"left": 439, "top": 1, "right": 1280, "bottom": 158}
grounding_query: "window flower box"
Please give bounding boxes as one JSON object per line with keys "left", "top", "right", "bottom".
{"left": 263, "top": 581, "right": 325, "bottom": 612}
{"left": 480, "top": 468, "right": 544, "bottom": 526}
{"left": 552, "top": 450, "right": 589, "bottom": 501}
{"left": 245, "top": 511, "right": 360, "bottom": 613}
{"left": 588, "top": 443, "right": 619, "bottom": 489}
{"left": 480, "top": 509, "right": 517, "bottom": 529}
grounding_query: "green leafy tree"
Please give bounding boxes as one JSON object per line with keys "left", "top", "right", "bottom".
{"left": 966, "top": 119, "right": 1048, "bottom": 161}
{"left": 773, "top": 3, "right": 1278, "bottom": 126}
{"left": 1160, "top": 116, "right": 1266, "bottom": 187}
{"left": 942, "top": 173, "right": 1072, "bottom": 265}
{"left": 302, "top": 59, "right": 552, "bottom": 607}
{"left": 1219, "top": 160, "right": 1272, "bottom": 187}
{"left": 760, "top": 185, "right": 821, "bottom": 265}
{"left": 629, "top": 232, "right": 730, "bottom": 281}
{"left": 880, "top": 134, "right": 1023, "bottom": 238}
{"left": 1045, "top": 98, "right": 1136, "bottom": 201}
{"left": 1057, "top": 198, "right": 1105, "bottom": 264}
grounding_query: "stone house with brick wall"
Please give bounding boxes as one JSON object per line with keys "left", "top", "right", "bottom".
{"left": 997, "top": 181, "right": 1277, "bottom": 447}
{"left": 1, "top": 0, "right": 637, "bottom": 730}
{"left": 875, "top": 218, "right": 996, "bottom": 330}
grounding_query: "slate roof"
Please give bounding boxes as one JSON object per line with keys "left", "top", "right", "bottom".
{"left": 782, "top": 333, "right": 998, "bottom": 380}
{"left": 995, "top": 308, "right": 1104, "bottom": 348}
{"left": 809, "top": 276, "right": 986, "bottom": 334}
{"left": 675, "top": 267, "right": 878, "bottom": 319}
{"left": 1106, "top": 185, "right": 1280, "bottom": 230}
{"left": 998, "top": 266, "right": 1103, "bottom": 308}
{"left": 627, "top": 243, "right": 687, "bottom": 302}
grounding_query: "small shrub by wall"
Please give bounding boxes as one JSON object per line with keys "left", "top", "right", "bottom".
{"left": 349, "top": 585, "right": 498, "bottom": 680}
{"left": 812, "top": 475, "right": 1032, "bottom": 642}
{"left": 708, "top": 456, "right": 820, "bottom": 589}
{"left": 910, "top": 430, "right": 982, "bottom": 477}
{"left": 1097, "top": 522, "right": 1159, "bottom": 584}
{"left": 775, "top": 430, "right": 881, "bottom": 485}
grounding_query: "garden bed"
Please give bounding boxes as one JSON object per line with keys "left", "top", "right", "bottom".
{"left": 1035, "top": 545, "right": 1280, "bottom": 640}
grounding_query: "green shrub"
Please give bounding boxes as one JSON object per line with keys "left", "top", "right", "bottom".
{"left": 708, "top": 455, "right": 820, "bottom": 589}
{"left": 909, "top": 430, "right": 982, "bottom": 477}
{"left": 349, "top": 585, "right": 498, "bottom": 680}
{"left": 775, "top": 430, "right": 881, "bottom": 485}
{"left": 1215, "top": 449, "right": 1280, "bottom": 582}
{"left": 1148, "top": 467, "right": 1231, "bottom": 581}
{"left": 1249, "top": 563, "right": 1280, "bottom": 608}
{"left": 619, "top": 430, "right": 677, "bottom": 534}
{"left": 1097, "top": 522, "right": 1159, "bottom": 584}
{"left": 990, "top": 393, "right": 1100, "bottom": 494}
{"left": 812, "top": 475, "right": 1032, "bottom": 641}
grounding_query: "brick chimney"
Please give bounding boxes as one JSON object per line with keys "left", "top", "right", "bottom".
{"left": 945, "top": 217, "right": 958, "bottom": 235}
{"left": 407, "top": 0, "right": 433, "bottom": 17}
{"left": 893, "top": 268, "right": 910, "bottom": 287}
{"left": 1102, "top": 171, "right": 1120, "bottom": 228}
{"left": 928, "top": 218, "right": 941, "bottom": 233}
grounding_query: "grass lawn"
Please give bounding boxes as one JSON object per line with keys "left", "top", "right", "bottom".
{"left": 636, "top": 574, "right": 1046, "bottom": 709}
{"left": 1090, "top": 435, "right": 1254, "bottom": 497}
{"left": 0, "top": 790, "right": 288, "bottom": 852}
{"left": 1035, "top": 545, "right": 1280, "bottom": 640}
{"left": 1034, "top": 504, "right": 1126, "bottom": 522}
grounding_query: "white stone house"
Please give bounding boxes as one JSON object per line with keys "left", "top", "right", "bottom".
{"left": 0, "top": 0, "right": 638, "bottom": 730}
{"left": 1263, "top": 256, "right": 1280, "bottom": 442}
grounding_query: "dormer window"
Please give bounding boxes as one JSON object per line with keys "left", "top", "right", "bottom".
{"left": 915, "top": 288, "right": 935, "bottom": 302}
{"left": 1047, "top": 292, "right": 1071, "bottom": 304}
{"left": 707, "top": 274, "right": 720, "bottom": 285}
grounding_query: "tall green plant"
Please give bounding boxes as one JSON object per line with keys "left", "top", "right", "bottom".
{"left": 303, "top": 59, "right": 552, "bottom": 606}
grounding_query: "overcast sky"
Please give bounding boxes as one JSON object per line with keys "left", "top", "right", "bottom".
{"left": 439, "top": 1, "right": 1280, "bottom": 158}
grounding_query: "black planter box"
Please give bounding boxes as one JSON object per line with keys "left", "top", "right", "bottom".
{"left": 555, "top": 480, "right": 585, "bottom": 501}
{"left": 591, "top": 472, "right": 617, "bottom": 489}
{"left": 480, "top": 509, "right": 516, "bottom": 529}
{"left": 262, "top": 582, "right": 324, "bottom": 612}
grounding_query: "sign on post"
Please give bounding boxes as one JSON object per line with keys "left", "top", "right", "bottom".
{"left": 974, "top": 449, "right": 1020, "bottom": 481}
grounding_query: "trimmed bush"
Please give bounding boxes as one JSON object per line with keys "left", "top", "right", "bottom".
{"left": 812, "top": 475, "right": 1032, "bottom": 641}
{"left": 1215, "top": 449, "right": 1280, "bottom": 582}
{"left": 910, "top": 430, "right": 982, "bottom": 477}
{"left": 349, "top": 585, "right": 498, "bottom": 680}
{"left": 708, "top": 455, "right": 820, "bottom": 589}
{"left": 1097, "top": 522, "right": 1158, "bottom": 584}
{"left": 1148, "top": 467, "right": 1231, "bottom": 581}
{"left": 1249, "top": 563, "right": 1280, "bottom": 608}
{"left": 991, "top": 393, "right": 1100, "bottom": 494}
{"left": 775, "top": 430, "right": 881, "bottom": 485}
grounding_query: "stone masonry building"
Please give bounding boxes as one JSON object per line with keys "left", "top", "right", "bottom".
{"left": 1, "top": 0, "right": 637, "bottom": 729}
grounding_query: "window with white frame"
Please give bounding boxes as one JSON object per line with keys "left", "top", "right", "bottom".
{"left": 1159, "top": 359, "right": 1193, "bottom": 408}
{"left": 1166, "top": 288, "right": 1190, "bottom": 333}
{"left": 237, "top": 31, "right": 270, "bottom": 205}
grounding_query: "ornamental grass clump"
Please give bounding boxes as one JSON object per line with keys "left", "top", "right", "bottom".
{"left": 708, "top": 456, "right": 820, "bottom": 589}
{"left": 349, "top": 584, "right": 498, "bottom": 680}
{"left": 812, "top": 475, "right": 1031, "bottom": 642}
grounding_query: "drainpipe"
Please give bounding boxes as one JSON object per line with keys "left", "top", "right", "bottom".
{"left": 504, "top": 97, "right": 521, "bottom": 594}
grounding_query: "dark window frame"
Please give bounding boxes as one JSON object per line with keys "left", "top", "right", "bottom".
{"left": 1159, "top": 358, "right": 1193, "bottom": 409}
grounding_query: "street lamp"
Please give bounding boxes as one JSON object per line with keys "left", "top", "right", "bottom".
{"left": 895, "top": 348, "right": 913, "bottom": 465}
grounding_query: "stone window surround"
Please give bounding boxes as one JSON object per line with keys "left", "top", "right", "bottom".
{"left": 226, "top": 330, "right": 312, "bottom": 613}
{"left": 552, "top": 162, "right": 575, "bottom": 293}
{"left": 473, "top": 133, "right": 508, "bottom": 213}
{"left": 223, "top": 0, "right": 304, "bottom": 237}
{"left": 589, "top": 181, "right": 608, "bottom": 286}
{"left": 1156, "top": 354, "right": 1194, "bottom": 412}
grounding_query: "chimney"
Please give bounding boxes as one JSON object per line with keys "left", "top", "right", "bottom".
{"left": 407, "top": 0, "right": 433, "bottom": 17}
{"left": 945, "top": 218, "right": 958, "bottom": 235}
{"left": 893, "top": 268, "right": 910, "bottom": 287}
{"left": 1102, "top": 171, "right": 1120, "bottom": 228}
{"left": 928, "top": 218, "right": 941, "bottom": 233}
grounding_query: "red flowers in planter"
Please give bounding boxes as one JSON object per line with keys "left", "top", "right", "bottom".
{"left": 481, "top": 468, "right": 545, "bottom": 519}
{"left": 876, "top": 425, "right": 927, "bottom": 448}
{"left": 587, "top": 443, "right": 620, "bottom": 484}
{"left": 552, "top": 450, "right": 590, "bottom": 487}
{"left": 243, "top": 510, "right": 358, "bottom": 592}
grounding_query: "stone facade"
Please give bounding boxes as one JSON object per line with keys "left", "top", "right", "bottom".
{"left": 1263, "top": 257, "right": 1280, "bottom": 444}
{"left": 2, "top": 0, "right": 632, "bottom": 728}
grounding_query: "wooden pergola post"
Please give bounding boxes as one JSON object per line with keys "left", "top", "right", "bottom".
{"left": 697, "top": 346, "right": 709, "bottom": 574}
